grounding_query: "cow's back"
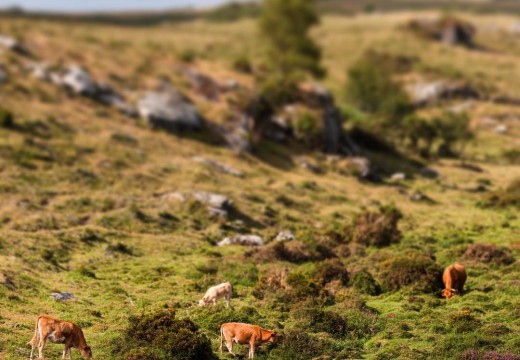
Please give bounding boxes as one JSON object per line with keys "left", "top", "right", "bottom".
{"left": 222, "top": 323, "right": 261, "bottom": 344}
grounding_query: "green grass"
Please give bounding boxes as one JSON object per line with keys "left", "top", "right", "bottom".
{"left": 0, "top": 10, "right": 519, "bottom": 360}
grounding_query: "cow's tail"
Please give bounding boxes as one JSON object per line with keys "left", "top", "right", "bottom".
{"left": 219, "top": 324, "right": 224, "bottom": 353}
{"left": 27, "top": 316, "right": 41, "bottom": 347}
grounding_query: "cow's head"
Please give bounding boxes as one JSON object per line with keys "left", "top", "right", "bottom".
{"left": 80, "top": 345, "right": 92, "bottom": 359}
{"left": 441, "top": 288, "right": 458, "bottom": 299}
{"left": 198, "top": 297, "right": 209, "bottom": 306}
{"left": 268, "top": 330, "right": 278, "bottom": 344}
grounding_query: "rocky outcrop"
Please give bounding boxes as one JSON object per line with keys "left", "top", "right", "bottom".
{"left": 408, "top": 17, "right": 476, "bottom": 47}
{"left": 138, "top": 84, "right": 202, "bottom": 132}
{"left": 0, "top": 34, "right": 31, "bottom": 56}
{"left": 192, "top": 156, "right": 244, "bottom": 177}
{"left": 217, "top": 234, "right": 265, "bottom": 247}
{"left": 405, "top": 79, "right": 479, "bottom": 107}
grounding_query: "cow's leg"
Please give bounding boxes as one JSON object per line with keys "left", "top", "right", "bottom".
{"left": 225, "top": 294, "right": 230, "bottom": 308}
{"left": 68, "top": 347, "right": 73, "bottom": 360}
{"left": 225, "top": 336, "right": 236, "bottom": 356}
{"left": 248, "top": 341, "right": 255, "bottom": 358}
{"left": 37, "top": 337, "right": 46, "bottom": 359}
{"left": 213, "top": 298, "right": 217, "bottom": 306}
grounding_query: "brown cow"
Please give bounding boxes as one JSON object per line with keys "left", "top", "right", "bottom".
{"left": 442, "top": 263, "right": 467, "bottom": 299}
{"left": 28, "top": 315, "right": 92, "bottom": 359}
{"left": 220, "top": 322, "right": 277, "bottom": 359}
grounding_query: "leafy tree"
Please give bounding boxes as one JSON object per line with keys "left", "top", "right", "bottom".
{"left": 259, "top": 0, "right": 325, "bottom": 105}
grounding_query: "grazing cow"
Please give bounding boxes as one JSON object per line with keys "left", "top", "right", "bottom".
{"left": 220, "top": 322, "right": 277, "bottom": 359}
{"left": 442, "top": 263, "right": 467, "bottom": 299}
{"left": 199, "top": 281, "right": 232, "bottom": 308}
{"left": 28, "top": 315, "right": 92, "bottom": 360}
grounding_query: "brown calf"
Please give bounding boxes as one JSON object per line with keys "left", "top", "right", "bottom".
{"left": 442, "top": 263, "right": 467, "bottom": 299}
{"left": 220, "top": 322, "right": 277, "bottom": 359}
{"left": 28, "top": 315, "right": 92, "bottom": 359}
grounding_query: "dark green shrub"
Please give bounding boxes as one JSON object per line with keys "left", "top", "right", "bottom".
{"left": 347, "top": 52, "right": 413, "bottom": 121}
{"left": 112, "top": 309, "right": 217, "bottom": 360}
{"left": 448, "top": 309, "right": 481, "bottom": 334}
{"left": 0, "top": 106, "right": 14, "bottom": 128}
{"left": 293, "top": 112, "right": 321, "bottom": 146}
{"left": 350, "top": 205, "right": 403, "bottom": 247}
{"left": 351, "top": 269, "right": 381, "bottom": 295}
{"left": 232, "top": 55, "right": 253, "bottom": 73}
{"left": 179, "top": 49, "right": 196, "bottom": 63}
{"left": 268, "top": 329, "right": 329, "bottom": 359}
{"left": 480, "top": 178, "right": 520, "bottom": 209}
{"left": 293, "top": 307, "right": 347, "bottom": 339}
{"left": 434, "top": 111, "right": 474, "bottom": 157}
{"left": 314, "top": 259, "right": 349, "bottom": 286}
{"left": 379, "top": 252, "right": 443, "bottom": 293}
{"left": 462, "top": 243, "right": 515, "bottom": 266}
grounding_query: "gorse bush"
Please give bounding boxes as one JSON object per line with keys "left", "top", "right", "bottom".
{"left": 314, "top": 259, "right": 349, "bottom": 286}
{"left": 347, "top": 52, "right": 413, "bottom": 122}
{"left": 351, "top": 269, "right": 381, "bottom": 295}
{"left": 379, "top": 252, "right": 443, "bottom": 293}
{"left": 259, "top": 0, "right": 325, "bottom": 106}
{"left": 462, "top": 243, "right": 515, "bottom": 266}
{"left": 112, "top": 309, "right": 217, "bottom": 360}
{"left": 350, "top": 205, "right": 403, "bottom": 247}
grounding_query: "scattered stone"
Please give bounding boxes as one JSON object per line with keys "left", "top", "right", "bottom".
{"left": 50, "top": 292, "right": 76, "bottom": 301}
{"left": 27, "top": 62, "right": 49, "bottom": 80}
{"left": 208, "top": 112, "right": 253, "bottom": 154}
{"left": 409, "top": 191, "right": 435, "bottom": 203}
{"left": 0, "top": 272, "right": 15, "bottom": 290}
{"left": 406, "top": 79, "right": 478, "bottom": 107}
{"left": 192, "top": 191, "right": 232, "bottom": 217}
{"left": 62, "top": 65, "right": 97, "bottom": 96}
{"left": 420, "top": 167, "right": 439, "bottom": 179}
{"left": 332, "top": 156, "right": 377, "bottom": 181}
{"left": 0, "top": 34, "right": 31, "bottom": 56}
{"left": 217, "top": 234, "right": 264, "bottom": 247}
{"left": 274, "top": 231, "right": 295, "bottom": 242}
{"left": 494, "top": 124, "right": 508, "bottom": 134}
{"left": 138, "top": 84, "right": 202, "bottom": 132}
{"left": 0, "top": 64, "right": 7, "bottom": 84}
{"left": 390, "top": 173, "right": 406, "bottom": 181}
{"left": 159, "top": 191, "right": 187, "bottom": 203}
{"left": 298, "top": 157, "right": 323, "bottom": 174}
{"left": 408, "top": 16, "right": 475, "bottom": 47}
{"left": 193, "top": 156, "right": 244, "bottom": 177}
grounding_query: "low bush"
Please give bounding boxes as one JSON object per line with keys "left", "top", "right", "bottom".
{"left": 293, "top": 111, "right": 321, "bottom": 146}
{"left": 112, "top": 309, "right": 217, "bottom": 360}
{"left": 480, "top": 178, "right": 520, "bottom": 209}
{"left": 448, "top": 309, "right": 481, "bottom": 334}
{"left": 350, "top": 205, "right": 403, "bottom": 247}
{"left": 351, "top": 269, "right": 381, "bottom": 295}
{"left": 0, "top": 106, "right": 14, "bottom": 128}
{"left": 268, "top": 329, "right": 330, "bottom": 360}
{"left": 314, "top": 259, "right": 349, "bottom": 287}
{"left": 459, "top": 350, "right": 520, "bottom": 360}
{"left": 292, "top": 307, "right": 347, "bottom": 339}
{"left": 232, "top": 55, "right": 253, "bottom": 73}
{"left": 462, "top": 243, "right": 515, "bottom": 266}
{"left": 379, "top": 252, "right": 443, "bottom": 293}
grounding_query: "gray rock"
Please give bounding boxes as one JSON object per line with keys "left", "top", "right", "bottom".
{"left": 193, "top": 156, "right": 244, "bottom": 177}
{"left": 390, "top": 173, "right": 406, "bottom": 181}
{"left": 50, "top": 292, "right": 76, "bottom": 301}
{"left": 138, "top": 86, "right": 202, "bottom": 131}
{"left": 208, "top": 113, "right": 252, "bottom": 154}
{"left": 217, "top": 234, "right": 264, "bottom": 247}
{"left": 406, "top": 79, "right": 478, "bottom": 107}
{"left": 298, "top": 157, "right": 322, "bottom": 174}
{"left": 192, "top": 191, "right": 232, "bottom": 217}
{"left": 159, "top": 191, "right": 187, "bottom": 203}
{"left": 494, "top": 124, "right": 508, "bottom": 134}
{"left": 0, "top": 34, "right": 30, "bottom": 56}
{"left": 421, "top": 167, "right": 440, "bottom": 179}
{"left": 27, "top": 62, "right": 49, "bottom": 80}
{"left": 62, "top": 65, "right": 97, "bottom": 96}
{"left": 275, "top": 231, "right": 295, "bottom": 242}
{"left": 179, "top": 67, "right": 225, "bottom": 101}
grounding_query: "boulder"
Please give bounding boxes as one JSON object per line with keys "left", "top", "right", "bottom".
{"left": 405, "top": 79, "right": 478, "bottom": 107}
{"left": 421, "top": 167, "right": 440, "bottom": 179}
{"left": 192, "top": 156, "right": 244, "bottom": 177}
{"left": 28, "top": 62, "right": 49, "bottom": 80}
{"left": 0, "top": 34, "right": 31, "bottom": 56}
{"left": 192, "top": 191, "right": 232, "bottom": 217}
{"left": 217, "top": 234, "right": 264, "bottom": 247}
{"left": 138, "top": 85, "right": 202, "bottom": 132}
{"left": 50, "top": 292, "right": 76, "bottom": 301}
{"left": 274, "top": 231, "right": 295, "bottom": 242}
{"left": 331, "top": 156, "right": 377, "bottom": 181}
{"left": 208, "top": 113, "right": 252, "bottom": 154}
{"left": 390, "top": 173, "right": 406, "bottom": 181}
{"left": 408, "top": 17, "right": 475, "bottom": 47}
{"left": 62, "top": 65, "right": 97, "bottom": 96}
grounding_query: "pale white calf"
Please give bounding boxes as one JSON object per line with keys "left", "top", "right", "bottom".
{"left": 199, "top": 282, "right": 232, "bottom": 308}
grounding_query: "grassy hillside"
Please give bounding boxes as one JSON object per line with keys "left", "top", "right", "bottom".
{"left": 0, "top": 11, "right": 519, "bottom": 360}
